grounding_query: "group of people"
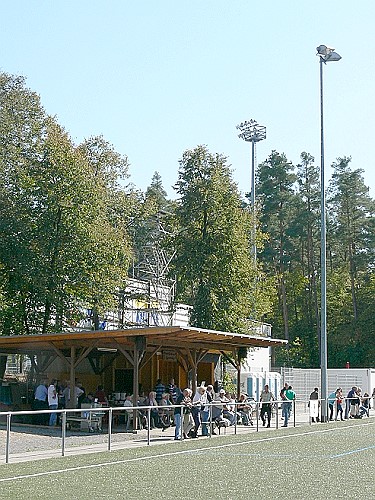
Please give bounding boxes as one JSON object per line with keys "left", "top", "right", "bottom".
{"left": 328, "top": 386, "right": 371, "bottom": 421}
{"left": 120, "top": 378, "right": 182, "bottom": 432}
{"left": 259, "top": 382, "right": 296, "bottom": 428}
{"left": 171, "top": 382, "right": 298, "bottom": 439}
{"left": 170, "top": 385, "right": 244, "bottom": 440}
{"left": 32, "top": 379, "right": 108, "bottom": 426}
{"left": 33, "top": 377, "right": 372, "bottom": 433}
{"left": 147, "top": 382, "right": 261, "bottom": 440}
{"left": 125, "top": 381, "right": 257, "bottom": 439}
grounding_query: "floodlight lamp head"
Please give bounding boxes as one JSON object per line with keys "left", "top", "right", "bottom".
{"left": 325, "top": 51, "right": 341, "bottom": 62}
{"left": 316, "top": 44, "right": 341, "bottom": 63}
{"left": 316, "top": 45, "right": 333, "bottom": 56}
{"left": 237, "top": 119, "right": 266, "bottom": 142}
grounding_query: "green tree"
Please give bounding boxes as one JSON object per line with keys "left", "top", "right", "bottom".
{"left": 145, "top": 171, "right": 170, "bottom": 211}
{"left": 328, "top": 157, "right": 375, "bottom": 320}
{"left": 256, "top": 151, "right": 297, "bottom": 343}
{"left": 0, "top": 73, "right": 132, "bottom": 335}
{"left": 326, "top": 157, "right": 375, "bottom": 366}
{"left": 291, "top": 152, "right": 321, "bottom": 365}
{"left": 0, "top": 72, "right": 49, "bottom": 335}
{"left": 172, "top": 145, "right": 262, "bottom": 333}
{"left": 77, "top": 135, "right": 133, "bottom": 329}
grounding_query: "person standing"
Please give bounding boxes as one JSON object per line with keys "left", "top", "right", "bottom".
{"left": 199, "top": 387, "right": 210, "bottom": 436}
{"left": 62, "top": 381, "right": 84, "bottom": 408}
{"left": 206, "top": 384, "right": 215, "bottom": 403}
{"left": 280, "top": 382, "right": 288, "bottom": 422}
{"left": 33, "top": 379, "right": 48, "bottom": 425}
{"left": 309, "top": 387, "right": 320, "bottom": 423}
{"left": 48, "top": 379, "right": 59, "bottom": 426}
{"left": 345, "top": 386, "right": 357, "bottom": 419}
{"left": 174, "top": 388, "right": 194, "bottom": 440}
{"left": 260, "top": 385, "right": 275, "bottom": 428}
{"left": 282, "top": 385, "right": 295, "bottom": 427}
{"left": 280, "top": 382, "right": 289, "bottom": 399}
{"left": 192, "top": 386, "right": 207, "bottom": 437}
{"left": 335, "top": 388, "right": 344, "bottom": 420}
{"left": 205, "top": 384, "right": 216, "bottom": 434}
{"left": 328, "top": 390, "right": 336, "bottom": 421}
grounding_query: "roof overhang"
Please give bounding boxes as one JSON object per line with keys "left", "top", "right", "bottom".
{"left": 0, "top": 326, "right": 287, "bottom": 355}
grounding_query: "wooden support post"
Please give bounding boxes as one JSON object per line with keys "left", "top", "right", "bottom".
{"left": 68, "top": 346, "right": 76, "bottom": 409}
{"left": 132, "top": 336, "right": 146, "bottom": 431}
{"left": 191, "top": 349, "right": 197, "bottom": 395}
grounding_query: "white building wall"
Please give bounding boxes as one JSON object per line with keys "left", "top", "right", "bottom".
{"left": 243, "top": 347, "right": 271, "bottom": 373}
{"left": 281, "top": 367, "right": 375, "bottom": 402}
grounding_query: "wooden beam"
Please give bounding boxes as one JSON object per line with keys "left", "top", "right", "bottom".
{"left": 41, "top": 354, "right": 58, "bottom": 373}
{"left": 114, "top": 340, "right": 134, "bottom": 366}
{"left": 88, "top": 352, "right": 119, "bottom": 375}
{"left": 191, "top": 349, "right": 198, "bottom": 394}
{"left": 139, "top": 346, "right": 161, "bottom": 370}
{"left": 74, "top": 343, "right": 96, "bottom": 368}
{"left": 50, "top": 344, "right": 71, "bottom": 368}
{"left": 197, "top": 349, "right": 209, "bottom": 364}
{"left": 220, "top": 350, "right": 237, "bottom": 370}
{"left": 175, "top": 349, "right": 188, "bottom": 373}
{"left": 87, "top": 356, "right": 100, "bottom": 375}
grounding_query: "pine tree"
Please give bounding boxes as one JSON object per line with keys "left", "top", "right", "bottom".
{"left": 172, "top": 145, "right": 261, "bottom": 332}
{"left": 256, "top": 151, "right": 297, "bottom": 342}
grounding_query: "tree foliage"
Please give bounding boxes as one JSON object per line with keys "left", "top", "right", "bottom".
{"left": 256, "top": 151, "right": 375, "bottom": 368}
{"left": 1, "top": 71, "right": 374, "bottom": 369}
{"left": 172, "top": 145, "right": 269, "bottom": 332}
{"left": 0, "top": 72, "right": 132, "bottom": 334}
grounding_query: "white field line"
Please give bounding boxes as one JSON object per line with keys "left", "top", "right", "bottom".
{"left": 330, "top": 444, "right": 375, "bottom": 458}
{"left": 0, "top": 421, "right": 374, "bottom": 483}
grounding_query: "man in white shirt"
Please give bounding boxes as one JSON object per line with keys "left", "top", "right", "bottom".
{"left": 48, "top": 379, "right": 59, "bottom": 426}
{"left": 33, "top": 380, "right": 48, "bottom": 425}
{"left": 260, "top": 384, "right": 275, "bottom": 428}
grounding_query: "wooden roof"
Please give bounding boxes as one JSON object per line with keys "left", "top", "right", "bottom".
{"left": 0, "top": 326, "right": 287, "bottom": 354}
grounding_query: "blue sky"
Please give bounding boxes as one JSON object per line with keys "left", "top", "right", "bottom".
{"left": 1, "top": 1, "right": 374, "bottom": 199}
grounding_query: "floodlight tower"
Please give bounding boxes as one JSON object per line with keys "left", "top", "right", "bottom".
{"left": 236, "top": 119, "right": 266, "bottom": 261}
{"left": 316, "top": 44, "right": 341, "bottom": 422}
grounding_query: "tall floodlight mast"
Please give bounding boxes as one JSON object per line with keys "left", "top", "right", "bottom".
{"left": 316, "top": 44, "right": 341, "bottom": 422}
{"left": 236, "top": 119, "right": 266, "bottom": 262}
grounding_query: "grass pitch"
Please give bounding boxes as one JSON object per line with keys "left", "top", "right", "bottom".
{"left": 0, "top": 419, "right": 374, "bottom": 499}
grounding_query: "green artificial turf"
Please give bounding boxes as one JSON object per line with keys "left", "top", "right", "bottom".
{"left": 0, "top": 419, "right": 373, "bottom": 499}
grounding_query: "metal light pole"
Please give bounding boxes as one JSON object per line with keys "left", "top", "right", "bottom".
{"left": 316, "top": 45, "right": 341, "bottom": 422}
{"left": 236, "top": 119, "right": 266, "bottom": 262}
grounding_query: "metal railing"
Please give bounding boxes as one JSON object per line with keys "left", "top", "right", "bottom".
{"left": 0, "top": 396, "right": 371, "bottom": 464}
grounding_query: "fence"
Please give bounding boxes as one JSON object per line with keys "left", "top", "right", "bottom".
{"left": 0, "top": 396, "right": 372, "bottom": 464}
